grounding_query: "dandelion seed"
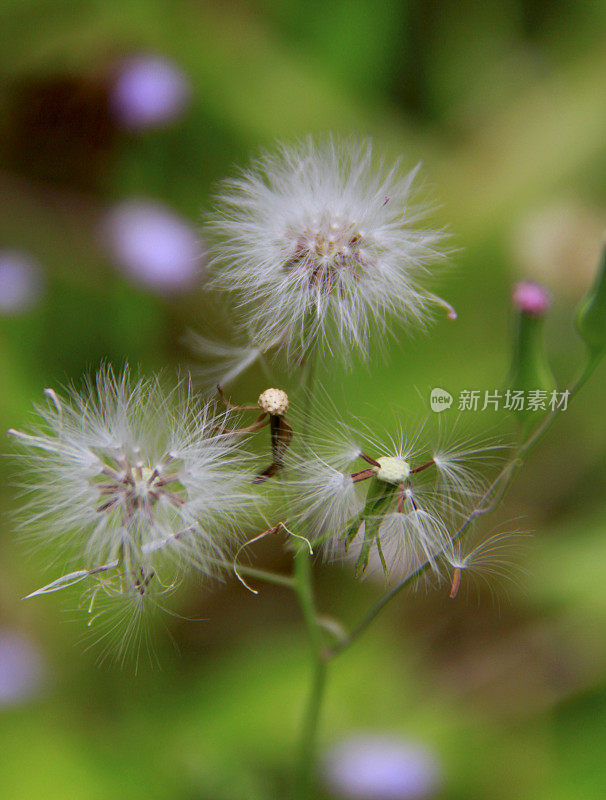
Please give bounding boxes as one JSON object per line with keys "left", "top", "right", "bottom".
{"left": 443, "top": 530, "right": 527, "bottom": 601}
{"left": 206, "top": 137, "right": 452, "bottom": 361}
{"left": 186, "top": 330, "right": 268, "bottom": 388}
{"left": 8, "top": 365, "right": 257, "bottom": 646}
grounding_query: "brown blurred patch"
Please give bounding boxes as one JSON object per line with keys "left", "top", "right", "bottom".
{"left": 5, "top": 72, "right": 116, "bottom": 191}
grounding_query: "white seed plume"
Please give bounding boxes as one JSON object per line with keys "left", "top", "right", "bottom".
{"left": 443, "top": 529, "right": 527, "bottom": 600}
{"left": 288, "top": 416, "right": 496, "bottom": 579}
{"left": 8, "top": 366, "right": 257, "bottom": 611}
{"left": 206, "top": 137, "right": 452, "bottom": 361}
{"left": 185, "top": 329, "right": 270, "bottom": 389}
{"left": 290, "top": 452, "right": 363, "bottom": 555}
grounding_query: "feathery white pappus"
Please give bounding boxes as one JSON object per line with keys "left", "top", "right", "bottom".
{"left": 287, "top": 416, "right": 501, "bottom": 581}
{"left": 206, "top": 137, "right": 453, "bottom": 361}
{"left": 7, "top": 366, "right": 257, "bottom": 613}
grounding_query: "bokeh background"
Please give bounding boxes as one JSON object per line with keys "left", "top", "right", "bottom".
{"left": 1, "top": 1, "right": 606, "bottom": 798}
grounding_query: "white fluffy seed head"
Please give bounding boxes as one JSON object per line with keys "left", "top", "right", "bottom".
{"left": 258, "top": 387, "right": 289, "bottom": 416}
{"left": 207, "top": 137, "right": 451, "bottom": 361}
{"left": 8, "top": 365, "right": 257, "bottom": 598}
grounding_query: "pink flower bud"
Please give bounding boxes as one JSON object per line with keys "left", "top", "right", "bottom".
{"left": 511, "top": 281, "right": 551, "bottom": 316}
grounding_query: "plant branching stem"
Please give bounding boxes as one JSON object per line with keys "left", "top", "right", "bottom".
{"left": 290, "top": 349, "right": 601, "bottom": 794}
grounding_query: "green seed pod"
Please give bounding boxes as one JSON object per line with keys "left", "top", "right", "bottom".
{"left": 576, "top": 241, "right": 606, "bottom": 355}
{"left": 507, "top": 282, "right": 556, "bottom": 422}
{"left": 350, "top": 477, "right": 397, "bottom": 578}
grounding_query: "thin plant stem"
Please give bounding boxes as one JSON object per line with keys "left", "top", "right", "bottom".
{"left": 292, "top": 349, "right": 329, "bottom": 799}
{"left": 294, "top": 541, "right": 324, "bottom": 651}
{"left": 295, "top": 654, "right": 328, "bottom": 798}
{"left": 328, "top": 567, "right": 427, "bottom": 659}
{"left": 227, "top": 563, "right": 295, "bottom": 589}
{"left": 293, "top": 540, "right": 329, "bottom": 797}
{"left": 328, "top": 353, "right": 602, "bottom": 659}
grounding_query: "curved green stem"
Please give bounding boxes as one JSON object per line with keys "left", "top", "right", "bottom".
{"left": 328, "top": 568, "right": 425, "bottom": 659}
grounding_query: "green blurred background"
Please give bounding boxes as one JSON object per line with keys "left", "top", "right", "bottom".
{"left": 1, "top": 1, "right": 605, "bottom": 798}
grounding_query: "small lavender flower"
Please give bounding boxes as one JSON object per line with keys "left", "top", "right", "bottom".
{"left": 0, "top": 631, "right": 46, "bottom": 706}
{"left": 0, "top": 250, "right": 43, "bottom": 314}
{"left": 100, "top": 200, "right": 203, "bottom": 292}
{"left": 8, "top": 367, "right": 256, "bottom": 618}
{"left": 206, "top": 137, "right": 453, "bottom": 361}
{"left": 109, "top": 55, "right": 191, "bottom": 130}
{"left": 323, "top": 734, "right": 441, "bottom": 800}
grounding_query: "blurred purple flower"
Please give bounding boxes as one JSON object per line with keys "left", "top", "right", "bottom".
{"left": 512, "top": 281, "right": 551, "bottom": 316}
{"left": 101, "top": 200, "right": 204, "bottom": 293}
{"left": 0, "top": 630, "right": 46, "bottom": 706}
{"left": 0, "top": 250, "right": 43, "bottom": 314}
{"left": 110, "top": 55, "right": 191, "bottom": 130}
{"left": 323, "top": 734, "right": 441, "bottom": 800}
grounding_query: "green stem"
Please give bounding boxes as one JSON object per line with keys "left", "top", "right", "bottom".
{"left": 232, "top": 564, "right": 296, "bottom": 589}
{"left": 291, "top": 348, "right": 329, "bottom": 798}
{"left": 329, "top": 568, "right": 424, "bottom": 659}
{"left": 291, "top": 537, "right": 328, "bottom": 792}
{"left": 294, "top": 544, "right": 323, "bottom": 651}
{"left": 295, "top": 654, "right": 328, "bottom": 798}
{"left": 292, "top": 541, "right": 327, "bottom": 798}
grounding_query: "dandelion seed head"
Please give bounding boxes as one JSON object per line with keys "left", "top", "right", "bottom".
{"left": 207, "top": 137, "right": 450, "bottom": 360}
{"left": 290, "top": 412, "right": 499, "bottom": 578}
{"left": 9, "top": 366, "right": 256, "bottom": 585}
